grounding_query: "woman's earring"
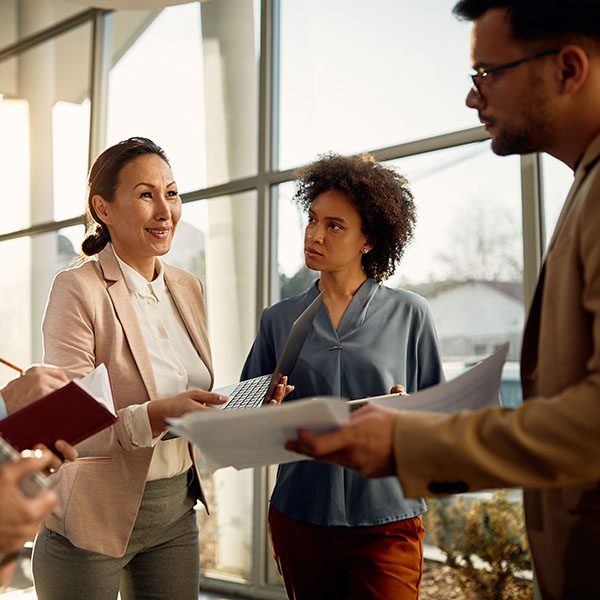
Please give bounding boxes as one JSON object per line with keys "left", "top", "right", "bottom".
{"left": 363, "top": 249, "right": 369, "bottom": 254}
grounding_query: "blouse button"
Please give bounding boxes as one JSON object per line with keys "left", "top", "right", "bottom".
{"left": 177, "top": 369, "right": 185, "bottom": 377}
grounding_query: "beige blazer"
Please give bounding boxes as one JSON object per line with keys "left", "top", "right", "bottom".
{"left": 394, "top": 132, "right": 600, "bottom": 598}
{"left": 42, "top": 246, "right": 214, "bottom": 558}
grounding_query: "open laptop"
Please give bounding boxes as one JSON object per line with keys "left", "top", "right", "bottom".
{"left": 214, "top": 290, "right": 325, "bottom": 410}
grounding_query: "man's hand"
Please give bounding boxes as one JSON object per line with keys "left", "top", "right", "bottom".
{"left": 1, "top": 365, "right": 69, "bottom": 414}
{"left": 32, "top": 441, "right": 78, "bottom": 474}
{"left": 0, "top": 450, "right": 58, "bottom": 556}
{"left": 285, "top": 404, "right": 400, "bottom": 478}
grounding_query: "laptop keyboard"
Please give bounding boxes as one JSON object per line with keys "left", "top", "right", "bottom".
{"left": 222, "top": 374, "right": 271, "bottom": 410}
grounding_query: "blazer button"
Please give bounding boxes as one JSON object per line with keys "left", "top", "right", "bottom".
{"left": 454, "top": 481, "right": 468, "bottom": 493}
{"left": 428, "top": 482, "right": 444, "bottom": 494}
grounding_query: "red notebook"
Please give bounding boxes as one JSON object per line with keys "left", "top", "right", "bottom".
{"left": 0, "top": 364, "right": 117, "bottom": 452}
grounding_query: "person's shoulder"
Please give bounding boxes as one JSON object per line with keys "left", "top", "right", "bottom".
{"left": 47, "top": 258, "right": 103, "bottom": 309}
{"left": 53, "top": 257, "right": 101, "bottom": 285}
{"left": 377, "top": 283, "right": 430, "bottom": 310}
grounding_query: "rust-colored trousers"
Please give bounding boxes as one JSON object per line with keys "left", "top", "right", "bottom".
{"left": 268, "top": 504, "right": 425, "bottom": 600}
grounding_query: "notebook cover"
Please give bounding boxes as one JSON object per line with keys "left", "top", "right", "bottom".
{"left": 0, "top": 380, "right": 118, "bottom": 452}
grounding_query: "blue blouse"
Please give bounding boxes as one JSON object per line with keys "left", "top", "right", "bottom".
{"left": 241, "top": 279, "right": 444, "bottom": 527}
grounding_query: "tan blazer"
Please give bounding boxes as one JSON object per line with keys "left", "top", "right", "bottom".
{"left": 42, "top": 246, "right": 214, "bottom": 558}
{"left": 394, "top": 133, "right": 600, "bottom": 598}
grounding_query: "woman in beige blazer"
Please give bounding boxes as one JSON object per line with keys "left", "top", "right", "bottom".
{"left": 31, "top": 138, "right": 264, "bottom": 600}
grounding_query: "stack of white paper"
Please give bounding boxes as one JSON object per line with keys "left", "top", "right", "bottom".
{"left": 167, "top": 396, "right": 349, "bottom": 473}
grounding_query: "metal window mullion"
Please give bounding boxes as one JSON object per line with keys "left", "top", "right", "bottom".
{"left": 256, "top": 0, "right": 274, "bottom": 321}
{"left": 252, "top": 0, "right": 277, "bottom": 595}
{"left": 88, "top": 10, "right": 113, "bottom": 172}
{"left": 520, "top": 153, "right": 544, "bottom": 311}
{"left": 0, "top": 215, "right": 86, "bottom": 243}
{"left": 372, "top": 125, "right": 489, "bottom": 162}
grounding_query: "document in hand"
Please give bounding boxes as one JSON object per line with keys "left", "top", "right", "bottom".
{"left": 167, "top": 396, "right": 349, "bottom": 473}
{"left": 0, "top": 364, "right": 117, "bottom": 451}
{"left": 366, "top": 343, "right": 509, "bottom": 413}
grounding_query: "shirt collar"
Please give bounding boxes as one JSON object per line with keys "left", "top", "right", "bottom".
{"left": 109, "top": 243, "right": 166, "bottom": 300}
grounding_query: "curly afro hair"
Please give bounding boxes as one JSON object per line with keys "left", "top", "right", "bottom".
{"left": 293, "top": 153, "right": 416, "bottom": 282}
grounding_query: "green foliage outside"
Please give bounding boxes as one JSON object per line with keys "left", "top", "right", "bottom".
{"left": 423, "top": 491, "right": 532, "bottom": 600}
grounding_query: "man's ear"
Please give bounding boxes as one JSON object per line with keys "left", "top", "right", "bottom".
{"left": 557, "top": 45, "right": 589, "bottom": 94}
{"left": 91, "top": 194, "right": 111, "bottom": 226}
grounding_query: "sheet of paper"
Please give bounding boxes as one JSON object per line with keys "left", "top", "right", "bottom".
{"left": 73, "top": 364, "right": 117, "bottom": 416}
{"left": 369, "top": 343, "right": 509, "bottom": 413}
{"left": 167, "top": 396, "right": 349, "bottom": 473}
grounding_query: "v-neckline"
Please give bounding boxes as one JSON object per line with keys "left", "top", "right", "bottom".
{"left": 312, "top": 278, "right": 378, "bottom": 338}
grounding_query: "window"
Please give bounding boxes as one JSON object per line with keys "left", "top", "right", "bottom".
{"left": 0, "top": 22, "right": 92, "bottom": 234}
{"left": 276, "top": 0, "right": 476, "bottom": 170}
{"left": 107, "top": 1, "right": 259, "bottom": 192}
{"left": 391, "top": 145, "right": 524, "bottom": 362}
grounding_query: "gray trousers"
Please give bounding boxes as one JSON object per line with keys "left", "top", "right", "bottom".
{"left": 32, "top": 470, "right": 200, "bottom": 600}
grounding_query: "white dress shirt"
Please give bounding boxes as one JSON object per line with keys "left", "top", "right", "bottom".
{"left": 112, "top": 245, "right": 211, "bottom": 481}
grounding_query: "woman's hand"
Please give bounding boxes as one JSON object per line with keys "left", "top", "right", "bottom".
{"left": 268, "top": 376, "right": 295, "bottom": 405}
{"left": 147, "top": 389, "right": 228, "bottom": 437}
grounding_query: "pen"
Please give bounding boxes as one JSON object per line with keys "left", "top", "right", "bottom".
{"left": 0, "top": 357, "right": 23, "bottom": 374}
{"left": 347, "top": 391, "right": 408, "bottom": 410}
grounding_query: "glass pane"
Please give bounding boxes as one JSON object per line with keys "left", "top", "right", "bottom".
{"left": 541, "top": 154, "right": 574, "bottom": 251}
{"left": 0, "top": 225, "right": 84, "bottom": 388}
{"left": 276, "top": 0, "right": 477, "bottom": 170}
{"left": 276, "top": 181, "right": 314, "bottom": 302}
{"left": 390, "top": 144, "right": 524, "bottom": 362}
{"left": 107, "top": 0, "right": 259, "bottom": 192}
{"left": 0, "top": 23, "right": 92, "bottom": 233}
{"left": 166, "top": 192, "right": 257, "bottom": 581}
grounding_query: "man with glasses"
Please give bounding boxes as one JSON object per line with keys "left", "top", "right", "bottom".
{"left": 287, "top": 1, "right": 600, "bottom": 597}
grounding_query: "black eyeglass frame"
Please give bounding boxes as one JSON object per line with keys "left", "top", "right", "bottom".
{"left": 470, "top": 48, "right": 561, "bottom": 94}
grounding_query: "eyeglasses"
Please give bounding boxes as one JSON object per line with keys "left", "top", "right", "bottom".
{"left": 470, "top": 48, "right": 560, "bottom": 95}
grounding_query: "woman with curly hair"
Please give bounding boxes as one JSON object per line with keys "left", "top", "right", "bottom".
{"left": 242, "top": 153, "right": 444, "bottom": 599}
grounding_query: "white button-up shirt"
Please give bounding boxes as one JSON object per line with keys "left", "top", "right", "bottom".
{"left": 113, "top": 245, "right": 211, "bottom": 481}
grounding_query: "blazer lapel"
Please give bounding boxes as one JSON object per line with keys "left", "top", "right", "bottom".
{"left": 546, "top": 170, "right": 583, "bottom": 251}
{"left": 164, "top": 267, "right": 215, "bottom": 390}
{"left": 98, "top": 246, "right": 159, "bottom": 401}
